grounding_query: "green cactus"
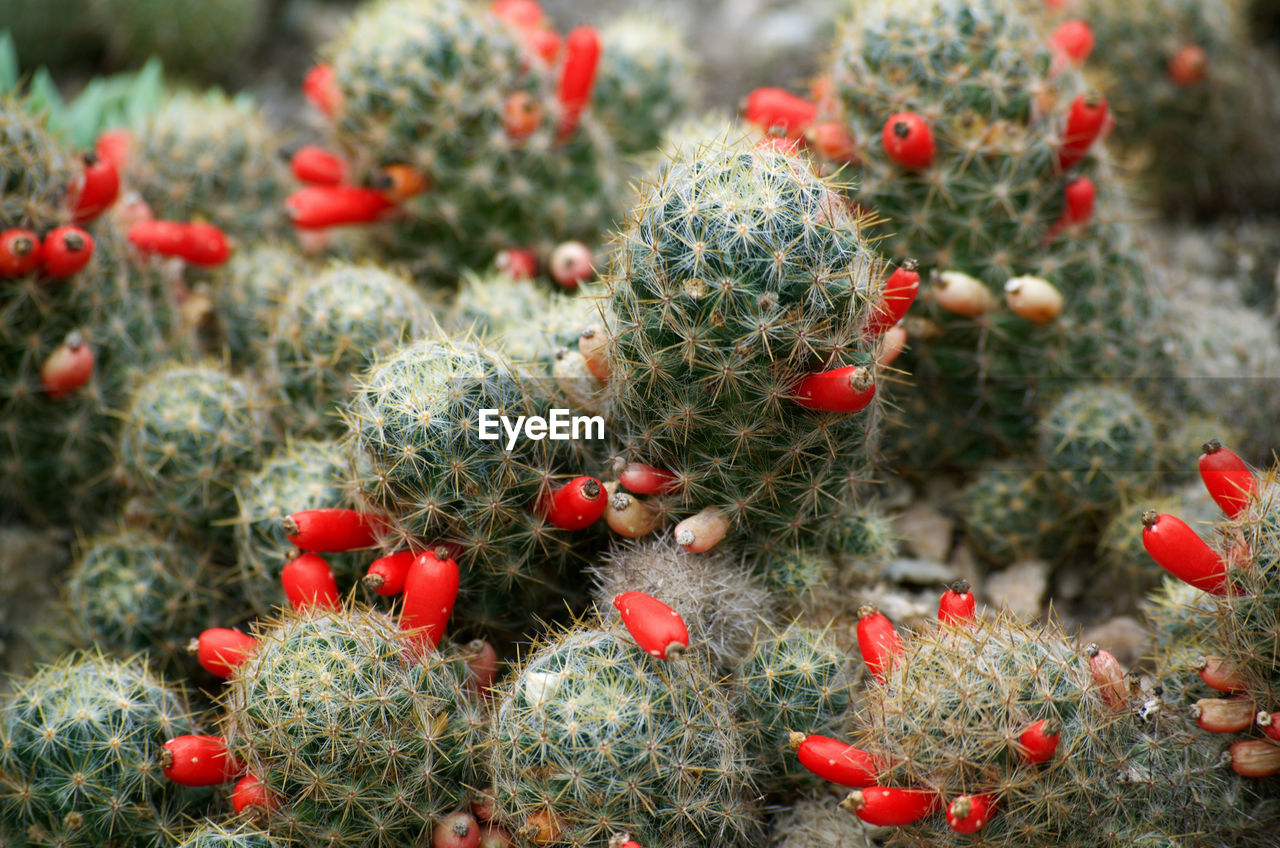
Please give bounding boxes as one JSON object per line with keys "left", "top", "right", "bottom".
{"left": 175, "top": 822, "right": 278, "bottom": 848}
{"left": 344, "top": 334, "right": 597, "bottom": 635}
{"left": 1056, "top": 0, "right": 1280, "bottom": 215}
{"left": 844, "top": 606, "right": 1277, "bottom": 847}
{"left": 234, "top": 438, "right": 368, "bottom": 616}
{"left": 320, "top": 0, "right": 623, "bottom": 275}
{"left": 219, "top": 605, "right": 487, "bottom": 848}
{"left": 956, "top": 461, "right": 1072, "bottom": 564}
{"left": 65, "top": 528, "right": 224, "bottom": 675}
{"left": 0, "top": 650, "right": 215, "bottom": 848}
{"left": 821, "top": 0, "right": 1166, "bottom": 470}
{"left": 1098, "top": 484, "right": 1219, "bottom": 603}
{"left": 116, "top": 362, "right": 270, "bottom": 546}
{"left": 602, "top": 129, "right": 886, "bottom": 561}
{"left": 265, "top": 262, "right": 433, "bottom": 438}
{"left": 593, "top": 14, "right": 697, "bottom": 155}
{"left": 1038, "top": 385, "right": 1160, "bottom": 505}
{"left": 126, "top": 89, "right": 290, "bottom": 239}
{"left": 89, "top": 0, "right": 270, "bottom": 80}
{"left": 587, "top": 537, "right": 774, "bottom": 673}
{"left": 769, "top": 786, "right": 877, "bottom": 848}
{"left": 211, "top": 243, "right": 303, "bottom": 372}
{"left": 1141, "top": 576, "right": 1220, "bottom": 704}
{"left": 733, "top": 621, "right": 856, "bottom": 793}
{"left": 488, "top": 625, "right": 763, "bottom": 847}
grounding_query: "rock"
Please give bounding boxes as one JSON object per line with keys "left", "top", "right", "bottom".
{"left": 1081, "top": 616, "right": 1149, "bottom": 669}
{"left": 983, "top": 559, "right": 1048, "bottom": 619}
{"left": 880, "top": 557, "right": 955, "bottom": 586}
{"left": 893, "top": 503, "right": 953, "bottom": 563}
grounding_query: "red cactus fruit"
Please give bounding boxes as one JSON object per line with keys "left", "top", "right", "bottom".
{"left": 190, "top": 627, "right": 258, "bottom": 678}
{"left": 478, "top": 824, "right": 515, "bottom": 848}
{"left": 1230, "top": 739, "right": 1280, "bottom": 777}
{"left": 1057, "top": 93, "right": 1108, "bottom": 169}
{"left": 856, "top": 605, "right": 902, "bottom": 683}
{"left": 1086, "top": 643, "right": 1127, "bottom": 708}
{"left": 363, "top": 550, "right": 416, "bottom": 596}
{"left": 1141, "top": 511, "right": 1230, "bottom": 595}
{"left": 549, "top": 241, "right": 594, "bottom": 289}
{"left": 743, "top": 87, "right": 818, "bottom": 139}
{"left": 673, "top": 506, "right": 730, "bottom": 553}
{"left": 0, "top": 229, "right": 42, "bottom": 277}
{"left": 283, "top": 508, "right": 386, "bottom": 552}
{"left": 864, "top": 260, "right": 921, "bottom": 338}
{"left": 232, "top": 773, "right": 278, "bottom": 815}
{"left": 1046, "top": 176, "right": 1096, "bottom": 242}
{"left": 1193, "top": 697, "right": 1257, "bottom": 734}
{"left": 617, "top": 462, "right": 681, "bottom": 495}
{"left": 434, "top": 811, "right": 481, "bottom": 848}
{"left": 790, "top": 732, "right": 881, "bottom": 787}
{"left": 840, "top": 787, "right": 939, "bottom": 826}
{"left": 281, "top": 553, "right": 341, "bottom": 612}
{"left": 69, "top": 151, "right": 120, "bottom": 223}
{"left": 947, "top": 794, "right": 997, "bottom": 834}
{"left": 541, "top": 476, "right": 607, "bottom": 530}
{"left": 1169, "top": 45, "right": 1209, "bottom": 87}
{"left": 303, "top": 63, "right": 343, "bottom": 118}
{"left": 1016, "top": 718, "right": 1061, "bottom": 764}
{"left": 1198, "top": 440, "right": 1256, "bottom": 518}
{"left": 807, "top": 120, "right": 858, "bottom": 164}
{"left": 1198, "top": 655, "right": 1248, "bottom": 693}
{"left": 374, "top": 164, "right": 429, "bottom": 202}
{"left": 41, "top": 225, "right": 94, "bottom": 277}
{"left": 400, "top": 548, "right": 460, "bottom": 654}
{"left": 881, "top": 112, "right": 935, "bottom": 169}
{"left": 607, "top": 835, "right": 643, "bottom": 848}
{"left": 1049, "top": 20, "right": 1094, "bottom": 65}
{"left": 94, "top": 128, "right": 133, "bottom": 172}
{"left": 290, "top": 146, "right": 347, "bottom": 185}
{"left": 466, "top": 639, "right": 499, "bottom": 696}
{"left": 556, "top": 27, "right": 601, "bottom": 140}
{"left": 287, "top": 185, "right": 395, "bottom": 229}
{"left": 613, "top": 591, "right": 690, "bottom": 660}
{"left": 502, "top": 92, "right": 543, "bottom": 141}
{"left": 41, "top": 331, "right": 95, "bottom": 400}
{"left": 161, "top": 735, "right": 244, "bottom": 786}
{"left": 1258, "top": 711, "right": 1280, "bottom": 742}
{"left": 937, "top": 579, "right": 976, "bottom": 625}
{"left": 496, "top": 247, "right": 538, "bottom": 278}
{"left": 793, "top": 365, "right": 876, "bottom": 413}
{"left": 578, "top": 326, "right": 610, "bottom": 382}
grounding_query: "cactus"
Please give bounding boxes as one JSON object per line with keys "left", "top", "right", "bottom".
{"left": 1141, "top": 576, "right": 1220, "bottom": 704}
{"left": 211, "top": 243, "right": 303, "bottom": 372}
{"left": 0, "top": 650, "right": 214, "bottom": 848}
{"left": 817, "top": 0, "right": 1165, "bottom": 470}
{"left": 733, "top": 621, "right": 856, "bottom": 792}
{"left": 1098, "top": 484, "right": 1219, "bottom": 603}
{"left": 89, "top": 0, "right": 270, "bottom": 80}
{"left": 318, "top": 0, "right": 623, "bottom": 275}
{"left": 344, "top": 334, "right": 598, "bottom": 634}
{"left": 265, "top": 262, "right": 433, "bottom": 438}
{"left": 234, "top": 438, "right": 368, "bottom": 615}
{"left": 842, "top": 600, "right": 1277, "bottom": 846}
{"left": 593, "top": 14, "right": 697, "bottom": 155}
{"left": 770, "top": 786, "right": 877, "bottom": 848}
{"left": 127, "top": 89, "right": 290, "bottom": 239}
{"left": 219, "top": 605, "right": 487, "bottom": 848}
{"left": 488, "top": 625, "right": 763, "bottom": 847}
{"left": 587, "top": 537, "right": 774, "bottom": 672}
{"left": 1053, "top": 0, "right": 1280, "bottom": 214}
{"left": 175, "top": 822, "right": 278, "bottom": 848}
{"left": 66, "top": 528, "right": 224, "bottom": 674}
{"left": 1038, "top": 385, "right": 1160, "bottom": 505}
{"left": 602, "top": 128, "right": 886, "bottom": 560}
{"left": 116, "top": 362, "right": 270, "bottom": 546}
{"left": 956, "top": 461, "right": 1073, "bottom": 564}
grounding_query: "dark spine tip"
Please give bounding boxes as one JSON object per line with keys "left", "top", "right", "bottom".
{"left": 186, "top": 638, "right": 199, "bottom": 655}
{"left": 82, "top": 151, "right": 99, "bottom": 166}
{"left": 467, "top": 638, "right": 485, "bottom": 652}
{"left": 849, "top": 367, "right": 874, "bottom": 392}
{"left": 361, "top": 573, "right": 385, "bottom": 591}
{"left": 433, "top": 545, "right": 452, "bottom": 561}
{"left": 1141, "top": 509, "right": 1159, "bottom": 528}
{"left": 370, "top": 173, "right": 394, "bottom": 191}
{"left": 664, "top": 641, "right": 686, "bottom": 660}
{"left": 282, "top": 516, "right": 299, "bottom": 537}
{"left": 65, "top": 330, "right": 85, "bottom": 349}
{"left": 1202, "top": 439, "right": 1223, "bottom": 455}
{"left": 1085, "top": 642, "right": 1101, "bottom": 658}
{"left": 857, "top": 604, "right": 878, "bottom": 619}
{"left": 949, "top": 578, "right": 971, "bottom": 595}
{"left": 902, "top": 258, "right": 919, "bottom": 272}
{"left": 893, "top": 120, "right": 911, "bottom": 138}
{"left": 63, "top": 232, "right": 84, "bottom": 251}
{"left": 581, "top": 479, "right": 601, "bottom": 499}
{"left": 1041, "top": 719, "right": 1060, "bottom": 737}
{"left": 580, "top": 326, "right": 596, "bottom": 339}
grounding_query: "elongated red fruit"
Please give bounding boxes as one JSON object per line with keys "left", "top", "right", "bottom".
{"left": 162, "top": 735, "right": 243, "bottom": 785}
{"left": 1049, "top": 20, "right": 1094, "bottom": 65}
{"left": 41, "top": 225, "right": 94, "bottom": 277}
{"left": 190, "top": 628, "right": 257, "bottom": 678}
{"left": 1258, "top": 711, "right": 1280, "bottom": 742}
{"left": 496, "top": 247, "right": 538, "bottom": 279}
{"left": 69, "top": 152, "right": 120, "bottom": 223}
{"left": 1046, "top": 176, "right": 1096, "bottom": 242}
{"left": 556, "top": 27, "right": 601, "bottom": 139}
{"left": 287, "top": 185, "right": 394, "bottom": 229}
{"left": 281, "top": 553, "right": 340, "bottom": 611}
{"left": 947, "top": 794, "right": 997, "bottom": 834}
{"left": 793, "top": 365, "right": 876, "bottom": 413}
{"left": 1230, "top": 739, "right": 1280, "bottom": 777}
{"left": 1193, "top": 697, "right": 1257, "bottom": 733}
{"left": 613, "top": 591, "right": 689, "bottom": 660}
{"left": 674, "top": 507, "right": 729, "bottom": 553}
{"left": 178, "top": 223, "right": 232, "bottom": 266}
{"left": 791, "top": 732, "right": 880, "bottom": 787}
{"left": 1198, "top": 440, "right": 1256, "bottom": 518}
{"left": 1016, "top": 719, "right": 1060, "bottom": 764}
{"left": 1141, "top": 511, "right": 1229, "bottom": 594}
{"left": 1199, "top": 655, "right": 1248, "bottom": 693}
{"left": 807, "top": 120, "right": 858, "bottom": 163}
{"left": 864, "top": 260, "right": 920, "bottom": 337}
{"left": 363, "top": 550, "right": 416, "bottom": 596}
{"left": 618, "top": 462, "right": 681, "bottom": 495}
{"left": 401, "top": 548, "right": 460, "bottom": 654}
{"left": 303, "top": 63, "right": 343, "bottom": 118}
{"left": 1058, "top": 93, "right": 1108, "bottom": 169}
{"left": 290, "top": 145, "right": 347, "bottom": 185}
{"left": 0, "top": 229, "right": 42, "bottom": 277}
{"left": 856, "top": 605, "right": 902, "bottom": 682}
{"left": 435, "top": 811, "right": 481, "bottom": 848}
{"left": 937, "top": 579, "right": 976, "bottom": 625}
{"left": 94, "top": 128, "right": 132, "bottom": 171}
{"left": 840, "top": 787, "right": 938, "bottom": 826}
{"left": 41, "top": 331, "right": 94, "bottom": 399}
{"left": 466, "top": 638, "right": 499, "bottom": 696}
{"left": 232, "top": 773, "right": 277, "bottom": 815}
{"left": 541, "top": 476, "right": 607, "bottom": 530}
{"left": 881, "top": 112, "right": 935, "bottom": 169}
{"left": 283, "top": 508, "right": 385, "bottom": 552}
{"left": 479, "top": 825, "right": 515, "bottom": 848}
{"left": 742, "top": 87, "right": 818, "bottom": 139}
{"left": 1087, "top": 643, "right": 1127, "bottom": 709}
{"left": 128, "top": 219, "right": 187, "bottom": 255}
